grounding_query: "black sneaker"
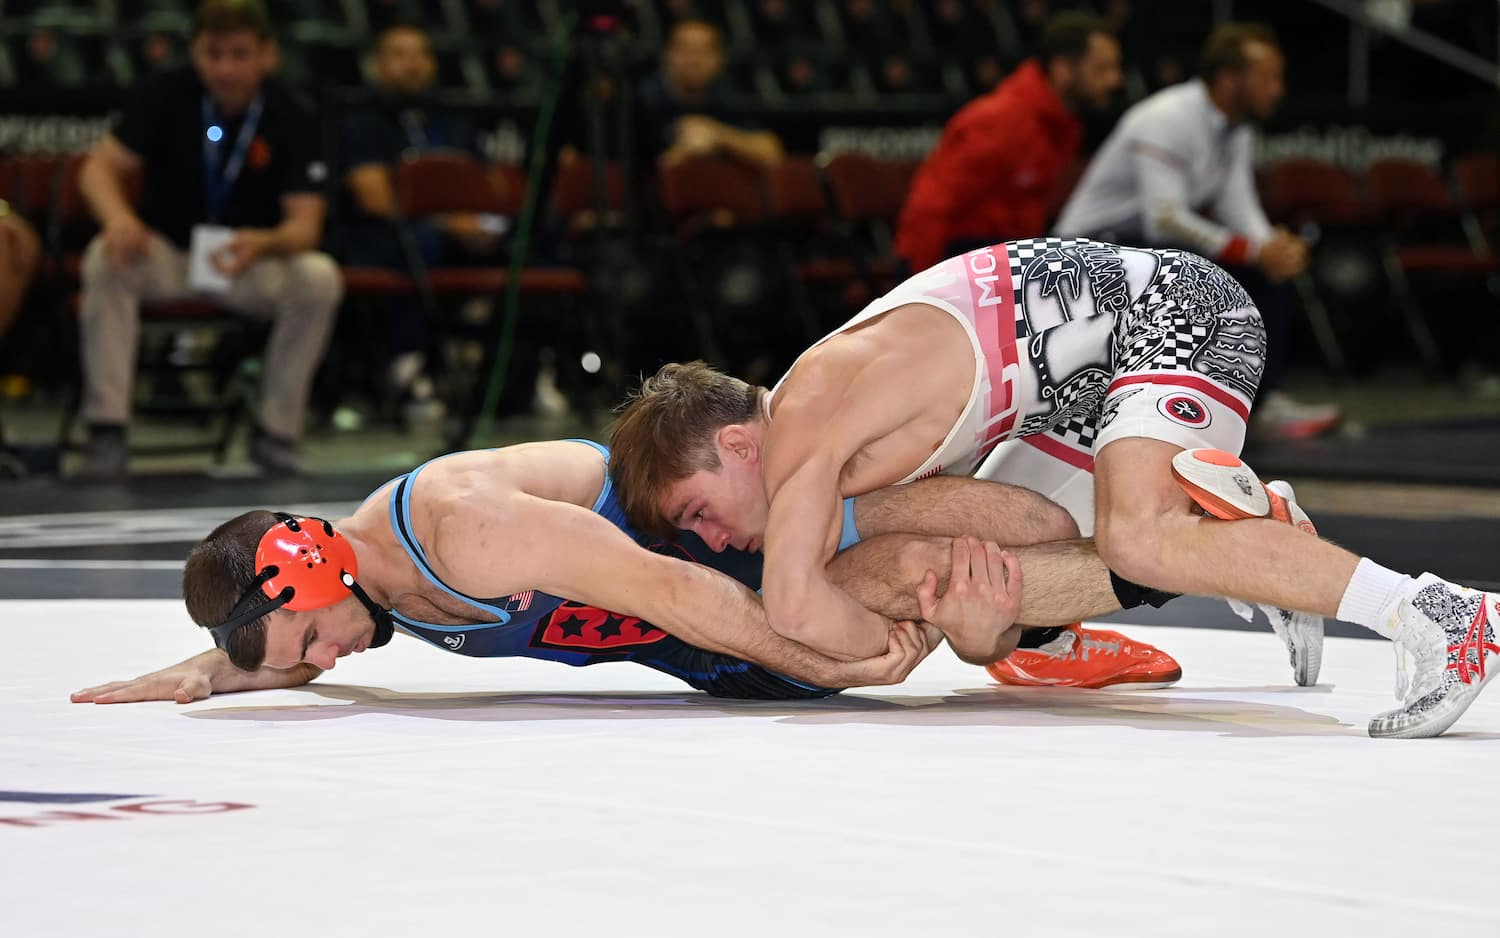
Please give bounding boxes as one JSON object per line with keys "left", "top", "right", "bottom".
{"left": 249, "top": 428, "right": 302, "bottom": 477}
{"left": 73, "top": 425, "right": 128, "bottom": 482}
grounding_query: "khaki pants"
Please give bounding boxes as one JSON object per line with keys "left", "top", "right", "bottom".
{"left": 79, "top": 234, "right": 342, "bottom": 440}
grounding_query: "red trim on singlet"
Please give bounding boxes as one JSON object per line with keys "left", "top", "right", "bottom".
{"left": 963, "top": 244, "right": 1021, "bottom": 448}
{"left": 1107, "top": 373, "right": 1252, "bottom": 422}
{"left": 1023, "top": 433, "right": 1096, "bottom": 473}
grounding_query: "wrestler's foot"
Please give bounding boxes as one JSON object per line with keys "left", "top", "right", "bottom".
{"left": 985, "top": 624, "right": 1182, "bottom": 689}
{"left": 1171, "top": 449, "right": 1324, "bottom": 686}
{"left": 1369, "top": 574, "right": 1500, "bottom": 739}
{"left": 1169, "top": 448, "right": 1314, "bottom": 532}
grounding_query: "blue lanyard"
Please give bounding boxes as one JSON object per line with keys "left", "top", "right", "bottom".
{"left": 397, "top": 109, "right": 429, "bottom": 150}
{"left": 201, "top": 93, "right": 264, "bottom": 223}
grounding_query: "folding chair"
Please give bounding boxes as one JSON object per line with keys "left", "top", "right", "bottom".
{"left": 818, "top": 152, "right": 914, "bottom": 300}
{"left": 1260, "top": 158, "right": 1369, "bottom": 378}
{"left": 1453, "top": 152, "right": 1500, "bottom": 253}
{"left": 393, "top": 151, "right": 588, "bottom": 421}
{"left": 1365, "top": 158, "right": 1496, "bottom": 372}
{"left": 656, "top": 153, "right": 772, "bottom": 367}
{"left": 48, "top": 152, "right": 262, "bottom": 462}
{"left": 765, "top": 155, "right": 846, "bottom": 336}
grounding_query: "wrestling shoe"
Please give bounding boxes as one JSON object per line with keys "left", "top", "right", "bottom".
{"left": 1368, "top": 574, "right": 1500, "bottom": 739}
{"left": 1171, "top": 448, "right": 1324, "bottom": 686}
{"left": 1249, "top": 391, "right": 1342, "bottom": 441}
{"left": 985, "top": 624, "right": 1183, "bottom": 689}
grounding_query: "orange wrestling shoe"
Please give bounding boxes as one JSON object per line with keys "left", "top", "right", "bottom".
{"left": 985, "top": 624, "right": 1183, "bottom": 689}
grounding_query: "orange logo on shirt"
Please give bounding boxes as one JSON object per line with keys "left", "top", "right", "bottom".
{"left": 247, "top": 137, "right": 271, "bottom": 170}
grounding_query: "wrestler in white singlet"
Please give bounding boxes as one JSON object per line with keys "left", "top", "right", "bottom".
{"left": 767, "top": 237, "right": 1267, "bottom": 533}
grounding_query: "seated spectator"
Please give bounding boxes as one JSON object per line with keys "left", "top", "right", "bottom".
{"left": 636, "top": 18, "right": 783, "bottom": 169}
{"left": 0, "top": 202, "right": 41, "bottom": 478}
{"left": 341, "top": 21, "right": 502, "bottom": 421}
{"left": 748, "top": 0, "right": 819, "bottom": 46}
{"left": 0, "top": 205, "right": 40, "bottom": 343}
{"left": 1054, "top": 23, "right": 1341, "bottom": 439}
{"left": 75, "top": 0, "right": 342, "bottom": 480}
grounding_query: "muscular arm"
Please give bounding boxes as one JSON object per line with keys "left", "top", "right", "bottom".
{"left": 762, "top": 450, "right": 889, "bottom": 657}
{"left": 427, "top": 489, "right": 921, "bottom": 688}
{"left": 759, "top": 326, "right": 958, "bottom": 658}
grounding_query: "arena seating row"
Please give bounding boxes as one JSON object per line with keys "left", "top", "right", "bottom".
{"left": 0, "top": 0, "right": 1088, "bottom": 104}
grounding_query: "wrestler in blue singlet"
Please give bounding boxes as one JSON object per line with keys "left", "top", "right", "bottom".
{"left": 384, "top": 440, "right": 837, "bottom": 700}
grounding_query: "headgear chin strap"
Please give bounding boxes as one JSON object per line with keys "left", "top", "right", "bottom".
{"left": 206, "top": 513, "right": 394, "bottom": 653}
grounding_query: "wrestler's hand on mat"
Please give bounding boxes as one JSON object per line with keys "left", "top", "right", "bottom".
{"left": 71, "top": 651, "right": 225, "bottom": 704}
{"left": 823, "top": 619, "right": 942, "bottom": 687}
{"left": 916, "top": 536, "right": 1023, "bottom": 654}
{"left": 69, "top": 649, "right": 321, "bottom": 704}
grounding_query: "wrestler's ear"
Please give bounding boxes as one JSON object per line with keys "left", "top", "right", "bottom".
{"left": 718, "top": 424, "right": 757, "bottom": 464}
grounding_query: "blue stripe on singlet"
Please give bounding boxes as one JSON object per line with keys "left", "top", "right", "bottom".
{"left": 838, "top": 497, "right": 861, "bottom": 551}
{"left": 383, "top": 441, "right": 620, "bottom": 639}
{"left": 388, "top": 456, "right": 514, "bottom": 629}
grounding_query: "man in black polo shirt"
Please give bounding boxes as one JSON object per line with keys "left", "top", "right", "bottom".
{"left": 75, "top": 0, "right": 342, "bottom": 479}
{"left": 636, "top": 18, "right": 783, "bottom": 169}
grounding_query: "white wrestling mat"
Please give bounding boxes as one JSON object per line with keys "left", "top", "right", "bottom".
{"left": 5, "top": 600, "right": 1499, "bottom": 937}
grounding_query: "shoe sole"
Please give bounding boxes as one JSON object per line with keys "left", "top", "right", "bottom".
{"left": 1267, "top": 605, "right": 1324, "bottom": 687}
{"left": 1173, "top": 450, "right": 1326, "bottom": 687}
{"left": 1368, "top": 676, "right": 1493, "bottom": 738}
{"left": 1170, "top": 448, "right": 1270, "bottom": 520}
{"left": 987, "top": 667, "right": 1183, "bottom": 690}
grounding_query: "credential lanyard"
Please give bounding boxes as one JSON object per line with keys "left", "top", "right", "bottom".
{"left": 397, "top": 109, "right": 429, "bottom": 150}
{"left": 201, "top": 93, "right": 264, "bottom": 223}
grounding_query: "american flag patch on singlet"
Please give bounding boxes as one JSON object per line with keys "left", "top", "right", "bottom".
{"left": 502, "top": 591, "right": 535, "bottom": 613}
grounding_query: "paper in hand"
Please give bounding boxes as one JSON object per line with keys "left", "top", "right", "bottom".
{"left": 188, "top": 224, "right": 236, "bottom": 294}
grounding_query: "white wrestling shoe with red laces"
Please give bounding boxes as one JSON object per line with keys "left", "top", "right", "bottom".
{"left": 1368, "top": 574, "right": 1500, "bottom": 738}
{"left": 1170, "top": 448, "right": 1324, "bottom": 686}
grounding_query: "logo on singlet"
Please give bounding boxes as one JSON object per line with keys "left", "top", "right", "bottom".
{"left": 1157, "top": 393, "right": 1212, "bottom": 429}
{"left": 442, "top": 634, "right": 465, "bottom": 650}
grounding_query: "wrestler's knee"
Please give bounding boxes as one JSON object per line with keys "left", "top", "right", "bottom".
{"left": 892, "top": 535, "right": 951, "bottom": 589}
{"left": 1094, "top": 509, "right": 1172, "bottom": 589}
{"left": 949, "top": 624, "right": 1021, "bottom": 666}
{"left": 1036, "top": 496, "right": 1080, "bottom": 541}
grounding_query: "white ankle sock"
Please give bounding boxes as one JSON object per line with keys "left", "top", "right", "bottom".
{"left": 1336, "top": 558, "right": 1413, "bottom": 638}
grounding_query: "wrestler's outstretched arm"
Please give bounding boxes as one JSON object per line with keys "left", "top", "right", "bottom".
{"left": 424, "top": 488, "right": 940, "bottom": 689}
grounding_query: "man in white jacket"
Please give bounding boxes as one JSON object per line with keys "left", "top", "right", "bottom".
{"left": 1055, "top": 22, "right": 1338, "bottom": 440}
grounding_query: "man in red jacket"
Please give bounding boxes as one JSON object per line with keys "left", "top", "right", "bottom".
{"left": 896, "top": 12, "right": 1122, "bottom": 273}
